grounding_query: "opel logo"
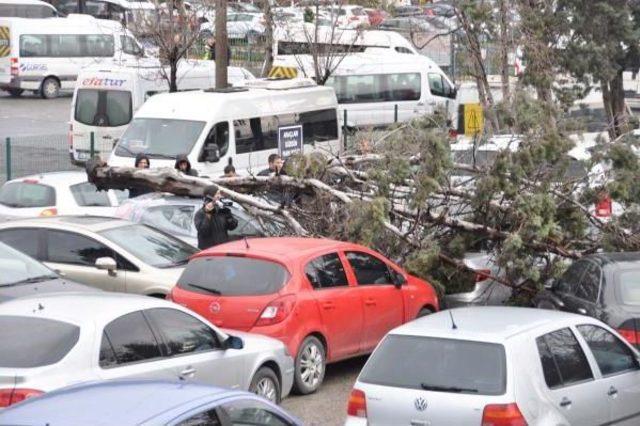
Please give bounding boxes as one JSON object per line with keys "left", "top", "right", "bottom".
{"left": 209, "top": 302, "right": 221, "bottom": 313}
{"left": 414, "top": 397, "right": 427, "bottom": 412}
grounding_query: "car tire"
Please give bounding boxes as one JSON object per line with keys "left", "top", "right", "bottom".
{"left": 249, "top": 366, "right": 281, "bottom": 404}
{"left": 293, "top": 336, "right": 326, "bottom": 395}
{"left": 537, "top": 300, "right": 556, "bottom": 310}
{"left": 8, "top": 88, "right": 23, "bottom": 97}
{"left": 40, "top": 77, "right": 60, "bottom": 99}
{"left": 417, "top": 307, "right": 434, "bottom": 318}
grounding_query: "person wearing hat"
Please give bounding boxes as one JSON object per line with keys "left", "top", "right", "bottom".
{"left": 194, "top": 185, "right": 238, "bottom": 250}
{"left": 174, "top": 154, "right": 198, "bottom": 177}
{"left": 129, "top": 153, "right": 154, "bottom": 198}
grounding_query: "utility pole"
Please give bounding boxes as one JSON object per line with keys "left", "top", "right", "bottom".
{"left": 215, "top": 0, "right": 228, "bottom": 89}
{"left": 77, "top": 0, "right": 86, "bottom": 13}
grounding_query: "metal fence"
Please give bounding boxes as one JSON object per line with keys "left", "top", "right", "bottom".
{"left": 0, "top": 135, "right": 81, "bottom": 184}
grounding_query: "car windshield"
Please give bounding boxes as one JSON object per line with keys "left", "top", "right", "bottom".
{"left": 617, "top": 269, "right": 640, "bottom": 305}
{"left": 0, "top": 316, "right": 80, "bottom": 368}
{"left": 178, "top": 256, "right": 289, "bottom": 295}
{"left": 359, "top": 335, "right": 506, "bottom": 395}
{"left": 100, "top": 224, "right": 198, "bottom": 268}
{"left": 114, "top": 118, "right": 205, "bottom": 159}
{"left": 0, "top": 181, "right": 55, "bottom": 208}
{"left": 0, "top": 241, "right": 56, "bottom": 286}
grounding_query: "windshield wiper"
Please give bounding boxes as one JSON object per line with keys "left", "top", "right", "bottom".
{"left": 115, "top": 144, "right": 138, "bottom": 157}
{"left": 8, "top": 275, "right": 58, "bottom": 286}
{"left": 420, "top": 383, "right": 479, "bottom": 393}
{"left": 147, "top": 153, "right": 176, "bottom": 160}
{"left": 187, "top": 283, "right": 222, "bottom": 295}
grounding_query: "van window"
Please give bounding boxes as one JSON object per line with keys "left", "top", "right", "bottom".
{"left": 235, "top": 117, "right": 273, "bottom": 154}
{"left": 115, "top": 118, "right": 206, "bottom": 158}
{"left": 19, "top": 34, "right": 115, "bottom": 57}
{"left": 300, "top": 109, "right": 338, "bottom": 143}
{"left": 75, "top": 89, "right": 132, "bottom": 127}
{"left": 326, "top": 73, "right": 421, "bottom": 104}
{"left": 120, "top": 35, "right": 143, "bottom": 56}
{"left": 428, "top": 73, "right": 454, "bottom": 98}
{"left": 200, "top": 122, "right": 229, "bottom": 162}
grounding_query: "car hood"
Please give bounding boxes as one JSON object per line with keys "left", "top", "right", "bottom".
{"left": 0, "top": 278, "right": 97, "bottom": 303}
{"left": 222, "top": 329, "right": 286, "bottom": 353}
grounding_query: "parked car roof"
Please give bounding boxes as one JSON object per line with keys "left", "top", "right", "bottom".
{"left": 587, "top": 252, "right": 640, "bottom": 265}
{"left": 200, "top": 237, "right": 361, "bottom": 261}
{"left": 392, "top": 306, "right": 592, "bottom": 343}
{"left": 0, "top": 215, "right": 134, "bottom": 232}
{"left": 6, "top": 171, "right": 93, "bottom": 185}
{"left": 0, "top": 380, "right": 241, "bottom": 426}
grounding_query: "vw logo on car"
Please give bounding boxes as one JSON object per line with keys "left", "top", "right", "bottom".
{"left": 414, "top": 397, "right": 428, "bottom": 412}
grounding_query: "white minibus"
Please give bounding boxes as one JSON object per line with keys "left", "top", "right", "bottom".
{"left": 0, "top": 14, "right": 144, "bottom": 98}
{"left": 52, "top": 0, "right": 156, "bottom": 30}
{"left": 107, "top": 78, "right": 341, "bottom": 177}
{"left": 0, "top": 0, "right": 57, "bottom": 18}
{"left": 274, "top": 50, "right": 457, "bottom": 128}
{"left": 69, "top": 60, "right": 255, "bottom": 164}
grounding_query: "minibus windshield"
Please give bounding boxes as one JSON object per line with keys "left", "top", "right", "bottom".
{"left": 114, "top": 118, "right": 205, "bottom": 159}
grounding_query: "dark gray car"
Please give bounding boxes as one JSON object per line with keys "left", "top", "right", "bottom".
{"left": 0, "top": 241, "right": 92, "bottom": 302}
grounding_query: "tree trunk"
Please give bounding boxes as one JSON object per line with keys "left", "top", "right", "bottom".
{"left": 215, "top": 0, "right": 228, "bottom": 88}
{"left": 169, "top": 58, "right": 178, "bottom": 92}
{"left": 498, "top": 0, "right": 510, "bottom": 102}
{"left": 610, "top": 70, "right": 629, "bottom": 138}
{"left": 261, "top": 0, "right": 274, "bottom": 77}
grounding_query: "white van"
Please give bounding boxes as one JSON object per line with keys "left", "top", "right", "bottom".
{"left": 275, "top": 51, "right": 457, "bottom": 128}
{"left": 0, "top": 14, "right": 144, "bottom": 98}
{"left": 108, "top": 78, "right": 341, "bottom": 176}
{"left": 0, "top": 0, "right": 57, "bottom": 18}
{"left": 69, "top": 60, "right": 255, "bottom": 164}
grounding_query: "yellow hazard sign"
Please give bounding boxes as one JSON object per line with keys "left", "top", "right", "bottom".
{"left": 0, "top": 26, "right": 10, "bottom": 58}
{"left": 268, "top": 66, "right": 298, "bottom": 79}
{"left": 463, "top": 103, "right": 484, "bottom": 136}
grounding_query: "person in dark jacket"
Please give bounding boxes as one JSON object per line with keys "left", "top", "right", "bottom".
{"left": 175, "top": 154, "right": 198, "bottom": 177}
{"left": 205, "top": 37, "right": 231, "bottom": 62}
{"left": 194, "top": 186, "right": 238, "bottom": 250}
{"left": 257, "top": 153, "right": 284, "bottom": 176}
{"left": 129, "top": 154, "right": 154, "bottom": 199}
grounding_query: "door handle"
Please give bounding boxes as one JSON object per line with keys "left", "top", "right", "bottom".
{"left": 364, "top": 299, "right": 376, "bottom": 307}
{"left": 559, "top": 397, "right": 572, "bottom": 408}
{"left": 608, "top": 386, "right": 618, "bottom": 397}
{"left": 179, "top": 367, "right": 196, "bottom": 380}
{"left": 322, "top": 302, "right": 335, "bottom": 310}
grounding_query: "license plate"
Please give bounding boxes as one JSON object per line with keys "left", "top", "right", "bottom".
{"left": 77, "top": 151, "right": 90, "bottom": 161}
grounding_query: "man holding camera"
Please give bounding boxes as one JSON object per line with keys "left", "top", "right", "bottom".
{"left": 194, "top": 186, "right": 238, "bottom": 250}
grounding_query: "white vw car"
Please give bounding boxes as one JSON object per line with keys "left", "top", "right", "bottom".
{"left": 0, "top": 293, "right": 294, "bottom": 408}
{"left": 346, "top": 307, "right": 640, "bottom": 425}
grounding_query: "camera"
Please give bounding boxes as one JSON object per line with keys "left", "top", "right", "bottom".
{"left": 217, "top": 199, "right": 233, "bottom": 208}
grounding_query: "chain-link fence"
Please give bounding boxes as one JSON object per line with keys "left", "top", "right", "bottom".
{"left": 0, "top": 135, "right": 81, "bottom": 185}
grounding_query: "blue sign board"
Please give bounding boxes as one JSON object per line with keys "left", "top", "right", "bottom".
{"left": 278, "top": 125, "right": 303, "bottom": 158}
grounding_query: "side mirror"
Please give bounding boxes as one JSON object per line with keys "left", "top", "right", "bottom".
{"left": 95, "top": 257, "right": 117, "bottom": 276}
{"left": 223, "top": 335, "right": 244, "bottom": 350}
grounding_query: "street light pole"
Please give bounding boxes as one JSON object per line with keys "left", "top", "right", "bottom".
{"left": 77, "top": 0, "right": 86, "bottom": 13}
{"left": 215, "top": 0, "right": 228, "bottom": 89}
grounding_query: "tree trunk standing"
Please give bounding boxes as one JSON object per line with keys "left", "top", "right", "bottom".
{"left": 215, "top": 0, "right": 228, "bottom": 88}
{"left": 498, "top": 0, "right": 510, "bottom": 102}
{"left": 77, "top": 0, "right": 85, "bottom": 13}
{"left": 169, "top": 53, "right": 178, "bottom": 92}
{"left": 610, "top": 71, "right": 629, "bottom": 138}
{"left": 261, "top": 0, "right": 274, "bottom": 77}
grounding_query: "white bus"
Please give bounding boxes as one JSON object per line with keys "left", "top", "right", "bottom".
{"left": 70, "top": 60, "right": 255, "bottom": 164}
{"left": 275, "top": 50, "right": 457, "bottom": 128}
{"left": 0, "top": 14, "right": 144, "bottom": 98}
{"left": 51, "top": 0, "right": 156, "bottom": 30}
{"left": 107, "top": 78, "right": 341, "bottom": 177}
{"left": 0, "top": 0, "right": 57, "bottom": 18}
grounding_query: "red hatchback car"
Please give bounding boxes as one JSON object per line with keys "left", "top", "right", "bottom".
{"left": 170, "top": 238, "right": 438, "bottom": 394}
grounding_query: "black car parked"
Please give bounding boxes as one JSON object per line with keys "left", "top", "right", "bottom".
{"left": 535, "top": 253, "right": 640, "bottom": 347}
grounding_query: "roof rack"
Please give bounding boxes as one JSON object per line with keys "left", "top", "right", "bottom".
{"left": 242, "top": 78, "right": 317, "bottom": 90}
{"left": 203, "top": 87, "right": 249, "bottom": 93}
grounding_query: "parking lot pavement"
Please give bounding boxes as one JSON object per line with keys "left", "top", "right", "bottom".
{"left": 282, "top": 356, "right": 368, "bottom": 426}
{"left": 0, "top": 92, "right": 72, "bottom": 137}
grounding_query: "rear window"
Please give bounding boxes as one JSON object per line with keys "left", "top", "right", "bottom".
{"left": 75, "top": 89, "right": 132, "bottom": 127}
{"left": 70, "top": 182, "right": 111, "bottom": 207}
{"left": 178, "top": 256, "right": 289, "bottom": 296}
{"left": 359, "top": 335, "right": 506, "bottom": 395}
{"left": 0, "top": 316, "right": 80, "bottom": 368}
{"left": 617, "top": 270, "right": 640, "bottom": 305}
{"left": 0, "top": 182, "right": 55, "bottom": 208}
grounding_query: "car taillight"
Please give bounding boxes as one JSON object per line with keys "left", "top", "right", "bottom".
{"left": 618, "top": 328, "right": 639, "bottom": 345}
{"left": 347, "top": 389, "right": 367, "bottom": 417}
{"left": 254, "top": 295, "right": 296, "bottom": 327}
{"left": 39, "top": 208, "right": 57, "bottom": 217}
{"left": 595, "top": 195, "right": 612, "bottom": 218}
{"left": 482, "top": 403, "right": 527, "bottom": 426}
{"left": 68, "top": 123, "right": 73, "bottom": 149}
{"left": 475, "top": 269, "right": 491, "bottom": 282}
{"left": 0, "top": 388, "right": 43, "bottom": 408}
{"left": 10, "top": 57, "right": 19, "bottom": 76}
{"left": 448, "top": 128, "right": 458, "bottom": 139}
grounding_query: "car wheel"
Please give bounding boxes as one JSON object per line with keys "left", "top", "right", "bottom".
{"left": 417, "top": 307, "right": 433, "bottom": 318}
{"left": 537, "top": 300, "right": 556, "bottom": 310}
{"left": 249, "top": 367, "right": 280, "bottom": 404}
{"left": 294, "top": 336, "right": 326, "bottom": 395}
{"left": 7, "top": 88, "right": 23, "bottom": 97}
{"left": 40, "top": 77, "right": 60, "bottom": 99}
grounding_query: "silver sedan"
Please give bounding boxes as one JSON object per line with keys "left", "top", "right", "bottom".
{"left": 0, "top": 292, "right": 294, "bottom": 408}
